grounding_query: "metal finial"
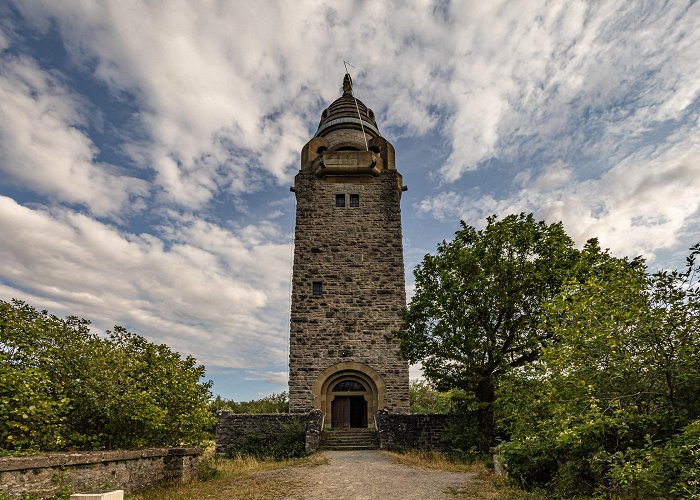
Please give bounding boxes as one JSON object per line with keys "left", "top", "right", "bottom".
{"left": 343, "top": 73, "right": 353, "bottom": 95}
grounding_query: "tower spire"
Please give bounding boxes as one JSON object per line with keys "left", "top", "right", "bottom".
{"left": 341, "top": 63, "right": 367, "bottom": 151}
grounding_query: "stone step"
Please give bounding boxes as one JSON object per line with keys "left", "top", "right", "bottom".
{"left": 321, "top": 432, "right": 376, "bottom": 439}
{"left": 321, "top": 444, "right": 378, "bottom": 450}
{"left": 321, "top": 439, "right": 377, "bottom": 445}
{"left": 320, "top": 430, "right": 378, "bottom": 450}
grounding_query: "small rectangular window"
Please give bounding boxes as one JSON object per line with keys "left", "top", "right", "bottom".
{"left": 312, "top": 281, "right": 323, "bottom": 296}
{"left": 335, "top": 194, "right": 345, "bottom": 207}
{"left": 349, "top": 194, "right": 360, "bottom": 207}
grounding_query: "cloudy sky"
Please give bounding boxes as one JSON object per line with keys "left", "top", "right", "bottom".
{"left": 1, "top": 1, "right": 698, "bottom": 400}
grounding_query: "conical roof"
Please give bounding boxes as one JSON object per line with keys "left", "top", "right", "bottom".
{"left": 314, "top": 74, "right": 381, "bottom": 138}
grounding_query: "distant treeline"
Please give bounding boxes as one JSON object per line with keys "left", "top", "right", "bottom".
{"left": 210, "top": 392, "right": 289, "bottom": 415}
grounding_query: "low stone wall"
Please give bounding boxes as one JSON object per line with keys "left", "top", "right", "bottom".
{"left": 0, "top": 447, "right": 201, "bottom": 499}
{"left": 376, "top": 410, "right": 450, "bottom": 451}
{"left": 216, "top": 410, "right": 322, "bottom": 456}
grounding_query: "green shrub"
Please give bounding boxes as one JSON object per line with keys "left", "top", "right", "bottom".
{"left": 494, "top": 244, "right": 700, "bottom": 498}
{"left": 605, "top": 420, "right": 700, "bottom": 499}
{"left": 498, "top": 406, "right": 675, "bottom": 497}
{"left": 0, "top": 366, "right": 69, "bottom": 451}
{"left": 196, "top": 456, "right": 222, "bottom": 481}
{"left": 445, "top": 391, "right": 492, "bottom": 459}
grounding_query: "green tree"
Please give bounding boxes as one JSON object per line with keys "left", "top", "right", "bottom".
{"left": 0, "top": 299, "right": 215, "bottom": 453}
{"left": 398, "top": 213, "right": 611, "bottom": 450}
{"left": 1, "top": 300, "right": 95, "bottom": 451}
{"left": 498, "top": 243, "right": 700, "bottom": 497}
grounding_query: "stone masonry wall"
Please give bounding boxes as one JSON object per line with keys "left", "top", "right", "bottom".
{"left": 216, "top": 411, "right": 322, "bottom": 456}
{"left": 376, "top": 410, "right": 450, "bottom": 451}
{"left": 0, "top": 448, "right": 200, "bottom": 499}
{"left": 288, "top": 165, "right": 409, "bottom": 413}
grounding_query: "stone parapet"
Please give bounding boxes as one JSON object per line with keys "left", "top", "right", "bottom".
{"left": 215, "top": 410, "right": 322, "bottom": 456}
{"left": 0, "top": 447, "right": 201, "bottom": 498}
{"left": 376, "top": 410, "right": 450, "bottom": 451}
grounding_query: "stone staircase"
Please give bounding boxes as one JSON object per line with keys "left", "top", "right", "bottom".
{"left": 320, "top": 428, "right": 378, "bottom": 450}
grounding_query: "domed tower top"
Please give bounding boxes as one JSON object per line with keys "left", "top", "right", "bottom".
{"left": 314, "top": 73, "right": 381, "bottom": 148}
{"left": 297, "top": 73, "right": 402, "bottom": 193}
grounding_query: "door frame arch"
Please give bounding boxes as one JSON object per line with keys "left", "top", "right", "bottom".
{"left": 312, "top": 362, "right": 385, "bottom": 429}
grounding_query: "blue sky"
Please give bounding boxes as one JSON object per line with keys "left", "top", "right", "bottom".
{"left": 1, "top": 1, "right": 699, "bottom": 401}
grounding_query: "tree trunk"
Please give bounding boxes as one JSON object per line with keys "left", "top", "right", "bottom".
{"left": 475, "top": 376, "right": 496, "bottom": 451}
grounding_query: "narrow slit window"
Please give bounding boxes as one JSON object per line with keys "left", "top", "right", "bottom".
{"left": 312, "top": 281, "right": 323, "bottom": 296}
{"left": 335, "top": 194, "right": 345, "bottom": 207}
{"left": 349, "top": 194, "right": 360, "bottom": 207}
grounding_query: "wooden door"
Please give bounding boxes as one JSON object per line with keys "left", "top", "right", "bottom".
{"left": 349, "top": 396, "right": 367, "bottom": 428}
{"left": 331, "top": 396, "right": 350, "bottom": 428}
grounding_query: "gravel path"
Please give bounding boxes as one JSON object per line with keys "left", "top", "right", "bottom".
{"left": 294, "top": 450, "right": 475, "bottom": 500}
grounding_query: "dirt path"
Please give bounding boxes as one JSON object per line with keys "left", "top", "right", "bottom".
{"left": 278, "top": 450, "right": 476, "bottom": 500}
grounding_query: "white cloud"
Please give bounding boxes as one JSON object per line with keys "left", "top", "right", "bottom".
{"left": 13, "top": 1, "right": 336, "bottom": 208}
{"left": 0, "top": 54, "right": 148, "bottom": 216}
{"left": 417, "top": 133, "right": 700, "bottom": 261}
{"left": 9, "top": 0, "right": 699, "bottom": 203}
{"left": 529, "top": 161, "right": 574, "bottom": 191}
{"left": 438, "top": 1, "right": 700, "bottom": 181}
{"left": 3, "top": 0, "right": 699, "bottom": 399}
{"left": 0, "top": 195, "right": 293, "bottom": 370}
{"left": 409, "top": 363, "right": 424, "bottom": 381}
{"left": 9, "top": 1, "right": 454, "bottom": 207}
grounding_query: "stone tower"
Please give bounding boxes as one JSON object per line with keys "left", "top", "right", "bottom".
{"left": 288, "top": 74, "right": 409, "bottom": 428}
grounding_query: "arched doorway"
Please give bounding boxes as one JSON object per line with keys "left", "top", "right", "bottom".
{"left": 312, "top": 362, "right": 385, "bottom": 429}
{"left": 330, "top": 379, "right": 368, "bottom": 428}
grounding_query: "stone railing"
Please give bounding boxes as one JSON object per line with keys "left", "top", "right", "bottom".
{"left": 0, "top": 447, "right": 201, "bottom": 499}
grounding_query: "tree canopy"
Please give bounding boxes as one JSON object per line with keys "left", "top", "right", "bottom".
{"left": 498, "top": 243, "right": 700, "bottom": 497}
{"left": 398, "top": 213, "right": 619, "bottom": 447}
{"left": 0, "top": 299, "right": 215, "bottom": 453}
{"left": 398, "top": 212, "right": 700, "bottom": 497}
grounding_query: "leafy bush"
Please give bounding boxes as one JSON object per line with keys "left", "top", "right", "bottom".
{"left": 444, "top": 390, "right": 492, "bottom": 460}
{"left": 605, "top": 420, "right": 700, "bottom": 499}
{"left": 0, "top": 299, "right": 215, "bottom": 453}
{"left": 196, "top": 456, "right": 223, "bottom": 481}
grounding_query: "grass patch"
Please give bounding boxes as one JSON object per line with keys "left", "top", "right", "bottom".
{"left": 127, "top": 453, "right": 327, "bottom": 500}
{"left": 384, "top": 450, "right": 546, "bottom": 499}
{"left": 384, "top": 450, "right": 482, "bottom": 473}
{"left": 448, "top": 470, "right": 547, "bottom": 500}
